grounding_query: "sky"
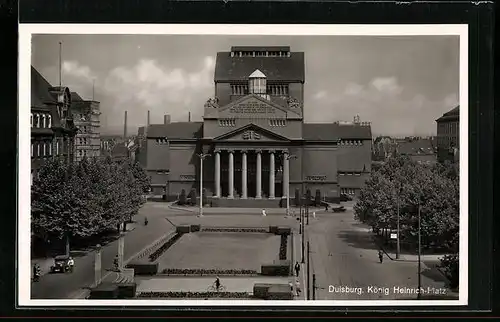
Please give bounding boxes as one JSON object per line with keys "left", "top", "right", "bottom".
{"left": 31, "top": 34, "right": 459, "bottom": 137}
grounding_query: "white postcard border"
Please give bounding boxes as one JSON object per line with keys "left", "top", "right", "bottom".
{"left": 18, "top": 24, "right": 469, "bottom": 307}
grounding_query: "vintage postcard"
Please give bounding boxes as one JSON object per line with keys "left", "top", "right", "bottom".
{"left": 18, "top": 24, "right": 468, "bottom": 307}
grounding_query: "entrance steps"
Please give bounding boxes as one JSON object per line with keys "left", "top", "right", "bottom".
{"left": 211, "top": 197, "right": 284, "bottom": 208}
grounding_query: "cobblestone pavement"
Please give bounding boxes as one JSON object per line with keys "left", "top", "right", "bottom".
{"left": 304, "top": 211, "right": 458, "bottom": 300}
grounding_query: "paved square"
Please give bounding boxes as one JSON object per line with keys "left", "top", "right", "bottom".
{"left": 137, "top": 276, "right": 290, "bottom": 293}
{"left": 157, "top": 232, "right": 282, "bottom": 271}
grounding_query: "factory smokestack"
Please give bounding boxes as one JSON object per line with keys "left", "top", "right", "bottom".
{"left": 147, "top": 110, "right": 151, "bottom": 126}
{"left": 188, "top": 112, "right": 191, "bottom": 122}
{"left": 164, "top": 115, "right": 171, "bottom": 124}
{"left": 124, "top": 111, "right": 128, "bottom": 138}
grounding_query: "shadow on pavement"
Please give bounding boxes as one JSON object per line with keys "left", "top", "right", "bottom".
{"left": 421, "top": 260, "right": 449, "bottom": 285}
{"left": 336, "top": 230, "right": 379, "bottom": 251}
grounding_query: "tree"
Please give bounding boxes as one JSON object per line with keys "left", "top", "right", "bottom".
{"left": 190, "top": 188, "right": 197, "bottom": 206}
{"left": 354, "top": 155, "right": 459, "bottom": 251}
{"left": 294, "top": 188, "right": 300, "bottom": 206}
{"left": 179, "top": 189, "right": 186, "bottom": 205}
{"left": 306, "top": 189, "right": 311, "bottom": 206}
{"left": 315, "top": 189, "right": 321, "bottom": 206}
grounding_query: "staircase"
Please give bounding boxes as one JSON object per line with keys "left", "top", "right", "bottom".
{"left": 115, "top": 273, "right": 134, "bottom": 284}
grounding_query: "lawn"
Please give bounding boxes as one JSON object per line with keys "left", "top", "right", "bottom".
{"left": 156, "top": 232, "right": 282, "bottom": 271}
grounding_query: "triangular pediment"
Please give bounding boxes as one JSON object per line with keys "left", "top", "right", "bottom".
{"left": 217, "top": 94, "right": 301, "bottom": 119}
{"left": 213, "top": 123, "right": 291, "bottom": 142}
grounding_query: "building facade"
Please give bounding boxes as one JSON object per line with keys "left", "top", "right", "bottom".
{"left": 436, "top": 106, "right": 459, "bottom": 163}
{"left": 71, "top": 92, "right": 101, "bottom": 162}
{"left": 139, "top": 46, "right": 372, "bottom": 205}
{"left": 31, "top": 66, "right": 78, "bottom": 183}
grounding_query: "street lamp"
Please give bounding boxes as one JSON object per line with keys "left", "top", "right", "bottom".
{"left": 197, "top": 153, "right": 211, "bottom": 217}
{"left": 285, "top": 154, "right": 297, "bottom": 216}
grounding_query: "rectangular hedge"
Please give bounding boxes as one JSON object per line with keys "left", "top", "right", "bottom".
{"left": 89, "top": 283, "right": 119, "bottom": 299}
{"left": 261, "top": 260, "right": 291, "bottom": 276}
{"left": 253, "top": 283, "right": 274, "bottom": 299}
{"left": 176, "top": 225, "right": 191, "bottom": 233}
{"left": 276, "top": 227, "right": 291, "bottom": 235}
{"left": 117, "top": 283, "right": 137, "bottom": 299}
{"left": 190, "top": 224, "right": 201, "bottom": 232}
{"left": 267, "top": 285, "right": 293, "bottom": 300}
{"left": 126, "top": 261, "right": 159, "bottom": 275}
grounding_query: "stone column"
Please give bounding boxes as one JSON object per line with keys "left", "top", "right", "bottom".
{"left": 283, "top": 150, "right": 289, "bottom": 198}
{"left": 215, "top": 149, "right": 221, "bottom": 197}
{"left": 269, "top": 150, "right": 275, "bottom": 199}
{"left": 256, "top": 150, "right": 262, "bottom": 199}
{"left": 94, "top": 244, "right": 102, "bottom": 287}
{"left": 241, "top": 151, "right": 248, "bottom": 199}
{"left": 228, "top": 150, "right": 234, "bottom": 199}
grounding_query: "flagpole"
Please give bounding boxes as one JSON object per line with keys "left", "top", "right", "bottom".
{"left": 59, "top": 42, "right": 62, "bottom": 87}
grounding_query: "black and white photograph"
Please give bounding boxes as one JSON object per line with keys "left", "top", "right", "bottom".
{"left": 19, "top": 25, "right": 468, "bottom": 306}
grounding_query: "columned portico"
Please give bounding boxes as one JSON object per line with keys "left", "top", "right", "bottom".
{"left": 215, "top": 150, "right": 221, "bottom": 197}
{"left": 241, "top": 151, "right": 248, "bottom": 199}
{"left": 212, "top": 148, "right": 288, "bottom": 200}
{"left": 228, "top": 150, "right": 234, "bottom": 199}
{"left": 256, "top": 150, "right": 262, "bottom": 199}
{"left": 269, "top": 150, "right": 275, "bottom": 199}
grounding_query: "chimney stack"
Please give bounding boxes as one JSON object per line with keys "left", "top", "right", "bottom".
{"left": 188, "top": 112, "right": 191, "bottom": 122}
{"left": 147, "top": 110, "right": 151, "bottom": 126}
{"left": 164, "top": 115, "right": 171, "bottom": 124}
{"left": 124, "top": 111, "right": 128, "bottom": 138}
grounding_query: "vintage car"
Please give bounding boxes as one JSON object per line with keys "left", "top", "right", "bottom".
{"left": 331, "top": 206, "right": 347, "bottom": 213}
{"left": 50, "top": 255, "right": 73, "bottom": 274}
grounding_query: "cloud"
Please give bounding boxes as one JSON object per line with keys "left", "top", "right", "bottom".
{"left": 102, "top": 56, "right": 215, "bottom": 132}
{"left": 63, "top": 61, "right": 96, "bottom": 82}
{"left": 307, "top": 76, "right": 458, "bottom": 136}
{"left": 313, "top": 90, "right": 326, "bottom": 100}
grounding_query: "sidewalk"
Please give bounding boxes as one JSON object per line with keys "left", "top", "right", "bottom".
{"left": 167, "top": 204, "right": 330, "bottom": 215}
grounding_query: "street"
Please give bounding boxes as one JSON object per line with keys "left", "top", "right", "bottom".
{"left": 305, "top": 209, "right": 455, "bottom": 300}
{"left": 30, "top": 203, "right": 178, "bottom": 299}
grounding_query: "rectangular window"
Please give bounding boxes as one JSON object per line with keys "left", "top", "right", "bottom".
{"left": 48, "top": 142, "right": 52, "bottom": 156}
{"left": 37, "top": 143, "right": 40, "bottom": 157}
{"left": 56, "top": 141, "right": 59, "bottom": 155}
{"left": 31, "top": 143, "right": 33, "bottom": 157}
{"left": 43, "top": 143, "right": 46, "bottom": 156}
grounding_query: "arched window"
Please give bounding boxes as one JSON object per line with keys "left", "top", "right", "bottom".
{"left": 35, "top": 114, "right": 40, "bottom": 128}
{"left": 36, "top": 143, "right": 40, "bottom": 157}
{"left": 56, "top": 140, "right": 59, "bottom": 155}
{"left": 41, "top": 114, "right": 46, "bottom": 128}
{"left": 47, "top": 115, "right": 52, "bottom": 128}
{"left": 48, "top": 142, "right": 52, "bottom": 156}
{"left": 31, "top": 143, "right": 33, "bottom": 157}
{"left": 30, "top": 114, "right": 33, "bottom": 128}
{"left": 43, "top": 142, "right": 46, "bottom": 156}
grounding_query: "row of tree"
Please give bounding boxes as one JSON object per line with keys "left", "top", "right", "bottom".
{"left": 31, "top": 156, "right": 150, "bottom": 255}
{"left": 354, "top": 156, "right": 460, "bottom": 287}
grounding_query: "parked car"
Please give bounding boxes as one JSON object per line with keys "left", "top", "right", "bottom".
{"left": 340, "top": 194, "right": 352, "bottom": 202}
{"left": 50, "top": 255, "right": 73, "bottom": 274}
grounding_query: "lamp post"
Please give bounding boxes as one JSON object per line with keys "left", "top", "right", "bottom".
{"left": 197, "top": 153, "right": 211, "bottom": 217}
{"left": 285, "top": 154, "right": 297, "bottom": 216}
{"left": 396, "top": 191, "right": 401, "bottom": 260}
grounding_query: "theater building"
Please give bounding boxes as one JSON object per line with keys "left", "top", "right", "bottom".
{"left": 139, "top": 46, "right": 372, "bottom": 206}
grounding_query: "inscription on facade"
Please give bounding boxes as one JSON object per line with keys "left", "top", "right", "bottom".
{"left": 242, "top": 130, "right": 261, "bottom": 140}
{"left": 180, "top": 175, "right": 196, "bottom": 180}
{"left": 230, "top": 102, "right": 275, "bottom": 114}
{"left": 306, "top": 175, "right": 327, "bottom": 181}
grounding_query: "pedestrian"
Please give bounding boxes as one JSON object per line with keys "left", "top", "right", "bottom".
{"left": 262, "top": 209, "right": 267, "bottom": 217}
{"left": 295, "top": 279, "right": 301, "bottom": 296}
{"left": 378, "top": 250, "right": 384, "bottom": 263}
{"left": 312, "top": 211, "right": 316, "bottom": 219}
{"left": 325, "top": 204, "right": 329, "bottom": 212}
{"left": 294, "top": 261, "right": 300, "bottom": 277}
